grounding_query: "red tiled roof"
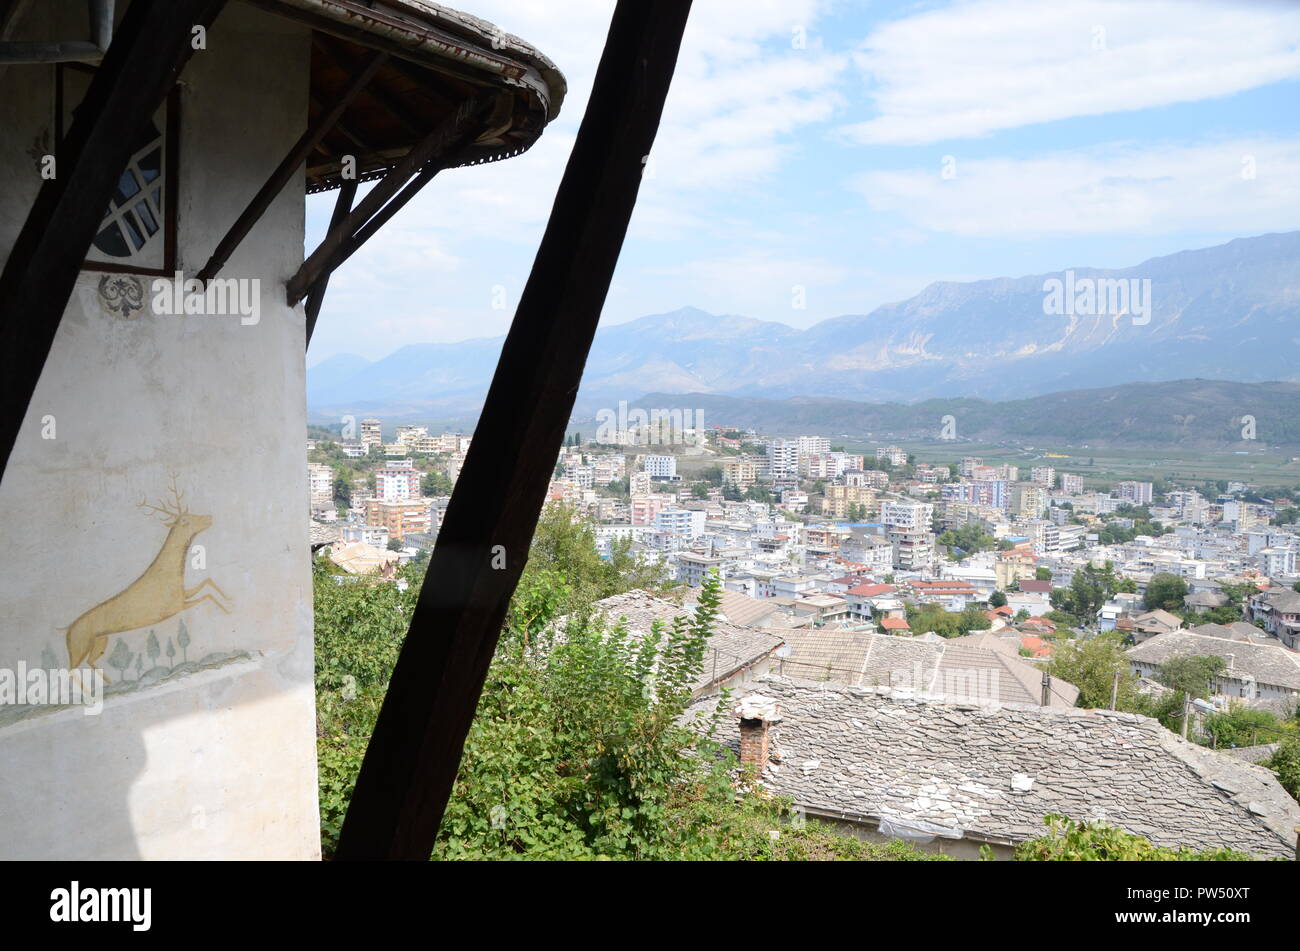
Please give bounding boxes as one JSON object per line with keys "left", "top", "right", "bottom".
{"left": 847, "top": 583, "right": 895, "bottom": 597}
{"left": 881, "top": 617, "right": 910, "bottom": 630}
{"left": 1020, "top": 635, "right": 1053, "bottom": 657}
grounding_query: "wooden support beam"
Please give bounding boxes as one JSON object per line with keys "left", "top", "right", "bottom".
{"left": 196, "top": 48, "right": 385, "bottom": 282}
{"left": 304, "top": 178, "right": 356, "bottom": 348}
{"left": 286, "top": 92, "right": 494, "bottom": 304}
{"left": 333, "top": 0, "right": 693, "bottom": 861}
{"left": 299, "top": 158, "right": 443, "bottom": 312}
{"left": 0, "top": 0, "right": 226, "bottom": 483}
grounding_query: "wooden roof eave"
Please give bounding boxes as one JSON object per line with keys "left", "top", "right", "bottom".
{"left": 251, "top": 0, "right": 564, "bottom": 121}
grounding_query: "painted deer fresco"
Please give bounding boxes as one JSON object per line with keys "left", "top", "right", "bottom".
{"left": 64, "top": 478, "right": 229, "bottom": 680}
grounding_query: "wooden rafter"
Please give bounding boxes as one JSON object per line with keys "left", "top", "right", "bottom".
{"left": 333, "top": 0, "right": 694, "bottom": 861}
{"left": 0, "top": 0, "right": 227, "bottom": 483}
{"left": 313, "top": 34, "right": 422, "bottom": 138}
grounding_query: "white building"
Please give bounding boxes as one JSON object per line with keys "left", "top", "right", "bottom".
{"left": 308, "top": 462, "right": 334, "bottom": 504}
{"left": 643, "top": 454, "right": 677, "bottom": 479}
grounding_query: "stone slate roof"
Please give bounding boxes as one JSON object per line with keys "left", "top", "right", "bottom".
{"left": 1261, "top": 588, "right": 1300, "bottom": 613}
{"left": 717, "top": 676, "right": 1300, "bottom": 858}
{"left": 717, "top": 590, "right": 779, "bottom": 628}
{"left": 1127, "top": 630, "right": 1300, "bottom": 690}
{"left": 1187, "top": 622, "right": 1276, "bottom": 646}
{"left": 773, "top": 629, "right": 1079, "bottom": 708}
{"left": 580, "top": 590, "right": 784, "bottom": 695}
{"left": 309, "top": 521, "right": 341, "bottom": 548}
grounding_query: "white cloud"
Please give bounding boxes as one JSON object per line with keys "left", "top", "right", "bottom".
{"left": 849, "top": 138, "right": 1300, "bottom": 236}
{"left": 842, "top": 0, "right": 1300, "bottom": 145}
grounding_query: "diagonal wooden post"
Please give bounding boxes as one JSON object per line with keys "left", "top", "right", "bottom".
{"left": 334, "top": 0, "right": 694, "bottom": 860}
{"left": 197, "top": 49, "right": 386, "bottom": 282}
{"left": 0, "top": 0, "right": 227, "bottom": 483}
{"left": 304, "top": 178, "right": 356, "bottom": 348}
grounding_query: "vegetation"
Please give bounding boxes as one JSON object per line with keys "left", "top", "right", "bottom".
{"left": 1143, "top": 572, "right": 1188, "bottom": 613}
{"left": 1013, "top": 815, "right": 1256, "bottom": 861}
{"left": 1046, "top": 633, "right": 1145, "bottom": 711}
{"left": 1048, "top": 561, "right": 1123, "bottom": 625}
{"left": 1267, "top": 739, "right": 1300, "bottom": 803}
{"left": 904, "top": 603, "right": 991, "bottom": 639}
{"left": 936, "top": 524, "right": 996, "bottom": 560}
{"left": 315, "top": 563, "right": 946, "bottom": 860}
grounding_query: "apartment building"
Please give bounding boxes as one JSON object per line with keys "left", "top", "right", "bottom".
{"left": 846, "top": 469, "right": 889, "bottom": 490}
{"left": 654, "top": 507, "right": 706, "bottom": 539}
{"left": 394, "top": 425, "right": 429, "bottom": 446}
{"left": 767, "top": 439, "right": 801, "bottom": 477}
{"left": 875, "top": 446, "right": 908, "bottom": 467}
{"left": 677, "top": 552, "right": 725, "bottom": 587}
{"left": 643, "top": 454, "right": 677, "bottom": 479}
{"left": 630, "top": 493, "right": 671, "bottom": 526}
{"left": 1061, "top": 473, "right": 1085, "bottom": 494}
{"left": 375, "top": 460, "right": 421, "bottom": 501}
{"left": 364, "top": 498, "right": 432, "bottom": 542}
{"left": 822, "top": 484, "right": 877, "bottom": 519}
{"left": 1118, "top": 481, "right": 1155, "bottom": 505}
{"left": 1030, "top": 466, "right": 1056, "bottom": 488}
{"left": 1011, "top": 484, "right": 1049, "bottom": 519}
{"left": 360, "top": 417, "right": 383, "bottom": 450}
{"left": 797, "top": 435, "right": 832, "bottom": 455}
{"left": 307, "top": 463, "right": 334, "bottom": 504}
{"left": 723, "top": 458, "right": 759, "bottom": 489}
{"left": 880, "top": 500, "right": 934, "bottom": 532}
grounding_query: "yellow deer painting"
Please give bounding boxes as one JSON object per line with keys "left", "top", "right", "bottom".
{"left": 65, "top": 478, "right": 229, "bottom": 680}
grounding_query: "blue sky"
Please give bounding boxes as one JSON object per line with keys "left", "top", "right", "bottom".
{"left": 306, "top": 0, "right": 1300, "bottom": 364}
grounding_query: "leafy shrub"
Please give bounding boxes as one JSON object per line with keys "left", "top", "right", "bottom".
{"left": 1014, "top": 815, "right": 1255, "bottom": 861}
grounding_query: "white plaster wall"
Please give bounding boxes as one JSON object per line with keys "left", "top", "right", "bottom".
{"left": 0, "top": 1, "right": 319, "bottom": 858}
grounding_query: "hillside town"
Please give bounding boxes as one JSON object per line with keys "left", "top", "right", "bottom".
{"left": 306, "top": 414, "right": 1300, "bottom": 859}
{"left": 309, "top": 417, "right": 1300, "bottom": 690}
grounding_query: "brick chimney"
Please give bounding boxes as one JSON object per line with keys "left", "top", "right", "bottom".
{"left": 735, "top": 695, "right": 781, "bottom": 770}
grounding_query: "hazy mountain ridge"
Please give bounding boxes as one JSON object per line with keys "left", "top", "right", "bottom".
{"left": 308, "top": 231, "right": 1300, "bottom": 414}
{"left": 604, "top": 380, "right": 1300, "bottom": 448}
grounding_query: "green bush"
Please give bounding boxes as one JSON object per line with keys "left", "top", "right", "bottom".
{"left": 1014, "top": 815, "right": 1255, "bottom": 861}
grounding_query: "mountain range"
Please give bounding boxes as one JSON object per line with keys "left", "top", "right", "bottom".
{"left": 308, "top": 230, "right": 1300, "bottom": 424}
{"left": 590, "top": 380, "right": 1300, "bottom": 448}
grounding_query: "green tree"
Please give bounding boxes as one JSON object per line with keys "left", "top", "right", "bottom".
{"left": 1267, "top": 738, "right": 1300, "bottom": 803}
{"left": 1157, "top": 655, "right": 1226, "bottom": 700}
{"left": 1035, "top": 567, "right": 1052, "bottom": 581}
{"left": 989, "top": 590, "right": 1007, "bottom": 608}
{"left": 1047, "top": 633, "right": 1143, "bottom": 710}
{"left": 1202, "top": 704, "right": 1280, "bottom": 749}
{"left": 177, "top": 618, "right": 190, "bottom": 663}
{"left": 146, "top": 630, "right": 161, "bottom": 669}
{"left": 1144, "top": 572, "right": 1188, "bottom": 612}
{"left": 165, "top": 637, "right": 176, "bottom": 667}
{"left": 333, "top": 474, "right": 351, "bottom": 508}
{"left": 422, "top": 471, "right": 453, "bottom": 496}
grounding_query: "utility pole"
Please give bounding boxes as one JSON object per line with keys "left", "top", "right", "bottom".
{"left": 1041, "top": 672, "right": 1051, "bottom": 707}
{"left": 1181, "top": 693, "right": 1191, "bottom": 739}
{"left": 1110, "top": 670, "right": 1120, "bottom": 710}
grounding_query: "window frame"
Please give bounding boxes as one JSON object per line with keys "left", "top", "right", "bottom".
{"left": 55, "top": 61, "right": 180, "bottom": 278}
